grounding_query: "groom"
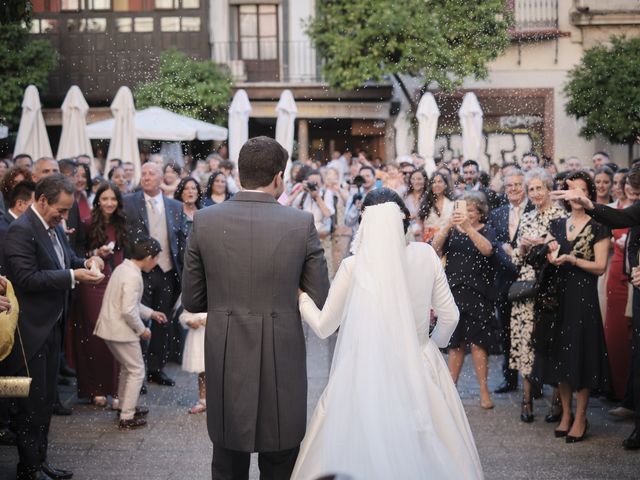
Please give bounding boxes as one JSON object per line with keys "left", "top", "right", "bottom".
{"left": 182, "top": 136, "right": 330, "bottom": 479}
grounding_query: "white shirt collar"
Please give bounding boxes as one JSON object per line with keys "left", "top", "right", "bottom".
{"left": 7, "top": 209, "right": 18, "bottom": 220}
{"left": 143, "top": 191, "right": 163, "bottom": 203}
{"left": 30, "top": 204, "right": 51, "bottom": 231}
{"left": 510, "top": 197, "right": 528, "bottom": 211}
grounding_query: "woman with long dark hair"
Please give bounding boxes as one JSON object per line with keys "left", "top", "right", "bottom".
{"left": 202, "top": 170, "right": 231, "bottom": 207}
{"left": 75, "top": 163, "right": 93, "bottom": 222}
{"left": 174, "top": 176, "right": 203, "bottom": 231}
{"left": 418, "top": 171, "right": 455, "bottom": 242}
{"left": 75, "top": 182, "right": 129, "bottom": 408}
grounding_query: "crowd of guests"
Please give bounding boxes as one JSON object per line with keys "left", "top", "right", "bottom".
{"left": 0, "top": 146, "right": 639, "bottom": 478}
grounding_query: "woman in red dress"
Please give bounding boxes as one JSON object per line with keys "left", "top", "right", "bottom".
{"left": 604, "top": 172, "right": 634, "bottom": 400}
{"left": 75, "top": 182, "right": 128, "bottom": 407}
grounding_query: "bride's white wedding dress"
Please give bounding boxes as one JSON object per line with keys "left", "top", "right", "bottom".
{"left": 292, "top": 202, "right": 483, "bottom": 480}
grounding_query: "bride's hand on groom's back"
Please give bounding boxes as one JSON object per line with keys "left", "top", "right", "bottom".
{"left": 297, "top": 288, "right": 305, "bottom": 298}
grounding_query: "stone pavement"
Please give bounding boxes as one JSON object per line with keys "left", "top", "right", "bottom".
{"left": 1, "top": 326, "right": 638, "bottom": 479}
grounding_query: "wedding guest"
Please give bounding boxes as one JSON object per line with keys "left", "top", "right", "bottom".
{"left": 219, "top": 159, "right": 240, "bottom": 194}
{"left": 32, "top": 157, "right": 60, "bottom": 182}
{"left": 94, "top": 238, "right": 166, "bottom": 429}
{"left": 75, "top": 163, "right": 92, "bottom": 222}
{"left": 174, "top": 177, "right": 203, "bottom": 230}
{"left": 595, "top": 167, "right": 614, "bottom": 205}
{"left": 487, "top": 169, "right": 534, "bottom": 394}
{"left": 13, "top": 153, "right": 33, "bottom": 171}
{"left": 123, "top": 162, "right": 186, "bottom": 387}
{"left": 383, "top": 162, "right": 407, "bottom": 196}
{"left": 108, "top": 166, "right": 128, "bottom": 195}
{"left": 509, "top": 168, "right": 567, "bottom": 423}
{"left": 122, "top": 162, "right": 136, "bottom": 190}
{"left": 521, "top": 152, "right": 540, "bottom": 172}
{"left": 324, "top": 167, "right": 351, "bottom": 274}
{"left": 603, "top": 172, "right": 634, "bottom": 401}
{"left": 404, "top": 169, "right": 426, "bottom": 240}
{"left": 202, "top": 171, "right": 231, "bottom": 207}
{"left": 418, "top": 171, "right": 455, "bottom": 243}
{"left": 1, "top": 166, "right": 33, "bottom": 209}
{"left": 161, "top": 163, "right": 182, "bottom": 198}
{"left": 2, "top": 174, "right": 104, "bottom": 479}
{"left": 75, "top": 182, "right": 128, "bottom": 408}
{"left": 612, "top": 168, "right": 630, "bottom": 203}
{"left": 545, "top": 171, "right": 610, "bottom": 442}
{"left": 0, "top": 159, "right": 9, "bottom": 184}
{"left": 432, "top": 191, "right": 497, "bottom": 409}
{"left": 179, "top": 310, "right": 207, "bottom": 414}
{"left": 461, "top": 160, "right": 503, "bottom": 211}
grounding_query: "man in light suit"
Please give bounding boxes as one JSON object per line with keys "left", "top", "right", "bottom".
{"left": 1, "top": 175, "right": 103, "bottom": 480}
{"left": 123, "top": 162, "right": 186, "bottom": 386}
{"left": 487, "top": 169, "right": 533, "bottom": 394}
{"left": 182, "top": 136, "right": 330, "bottom": 480}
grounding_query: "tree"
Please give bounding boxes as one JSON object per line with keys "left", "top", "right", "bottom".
{"left": 135, "top": 48, "right": 233, "bottom": 126}
{"left": 306, "top": 0, "right": 511, "bottom": 110}
{"left": 565, "top": 36, "right": 640, "bottom": 165}
{"left": 0, "top": 1, "right": 59, "bottom": 128}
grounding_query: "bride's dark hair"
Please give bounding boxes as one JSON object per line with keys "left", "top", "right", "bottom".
{"left": 361, "top": 188, "right": 411, "bottom": 233}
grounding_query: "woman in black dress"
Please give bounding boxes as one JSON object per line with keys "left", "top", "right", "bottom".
{"left": 546, "top": 170, "right": 610, "bottom": 442}
{"left": 432, "top": 190, "right": 497, "bottom": 409}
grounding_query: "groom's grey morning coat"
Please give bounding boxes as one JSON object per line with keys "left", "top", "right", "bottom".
{"left": 182, "top": 191, "right": 330, "bottom": 452}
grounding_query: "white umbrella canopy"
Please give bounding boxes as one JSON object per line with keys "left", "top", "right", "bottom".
{"left": 416, "top": 93, "right": 440, "bottom": 176}
{"left": 228, "top": 89, "right": 252, "bottom": 164}
{"left": 86, "top": 107, "right": 228, "bottom": 142}
{"left": 57, "top": 85, "right": 98, "bottom": 177}
{"left": 275, "top": 89, "right": 297, "bottom": 183}
{"left": 107, "top": 86, "right": 140, "bottom": 184}
{"left": 13, "top": 85, "right": 53, "bottom": 160}
{"left": 394, "top": 105, "right": 415, "bottom": 158}
{"left": 458, "top": 92, "right": 487, "bottom": 171}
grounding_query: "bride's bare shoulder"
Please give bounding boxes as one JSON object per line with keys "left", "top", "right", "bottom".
{"left": 406, "top": 242, "right": 438, "bottom": 262}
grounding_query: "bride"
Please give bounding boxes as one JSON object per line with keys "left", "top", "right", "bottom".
{"left": 292, "top": 188, "right": 483, "bottom": 480}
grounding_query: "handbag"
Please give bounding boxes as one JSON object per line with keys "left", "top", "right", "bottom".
{"left": 0, "top": 324, "right": 32, "bottom": 398}
{"left": 507, "top": 280, "right": 539, "bottom": 302}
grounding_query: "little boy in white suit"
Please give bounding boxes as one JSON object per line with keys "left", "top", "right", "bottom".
{"left": 94, "top": 238, "right": 167, "bottom": 429}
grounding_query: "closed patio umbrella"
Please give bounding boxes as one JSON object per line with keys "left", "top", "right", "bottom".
{"left": 458, "top": 92, "right": 486, "bottom": 171}
{"left": 228, "top": 89, "right": 252, "bottom": 164}
{"left": 275, "top": 89, "right": 297, "bottom": 183}
{"left": 107, "top": 86, "right": 140, "bottom": 184}
{"left": 57, "top": 85, "right": 98, "bottom": 177}
{"left": 13, "top": 85, "right": 53, "bottom": 160}
{"left": 416, "top": 93, "right": 440, "bottom": 176}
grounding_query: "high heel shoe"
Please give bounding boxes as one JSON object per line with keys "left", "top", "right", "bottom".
{"left": 545, "top": 395, "right": 563, "bottom": 423}
{"left": 566, "top": 419, "right": 589, "bottom": 443}
{"left": 520, "top": 399, "right": 534, "bottom": 423}
{"left": 554, "top": 414, "right": 574, "bottom": 438}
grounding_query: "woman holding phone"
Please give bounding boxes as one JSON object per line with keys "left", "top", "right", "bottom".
{"left": 432, "top": 191, "right": 497, "bottom": 409}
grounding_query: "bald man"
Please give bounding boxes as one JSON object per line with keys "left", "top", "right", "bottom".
{"left": 123, "top": 163, "right": 187, "bottom": 386}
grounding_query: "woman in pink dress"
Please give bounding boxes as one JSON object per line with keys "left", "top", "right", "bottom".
{"left": 75, "top": 182, "right": 128, "bottom": 407}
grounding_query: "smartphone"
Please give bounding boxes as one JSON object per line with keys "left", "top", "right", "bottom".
{"left": 454, "top": 200, "right": 467, "bottom": 214}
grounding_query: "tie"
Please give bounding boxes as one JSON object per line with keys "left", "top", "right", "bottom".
{"left": 48, "top": 228, "right": 65, "bottom": 268}
{"left": 509, "top": 206, "right": 521, "bottom": 241}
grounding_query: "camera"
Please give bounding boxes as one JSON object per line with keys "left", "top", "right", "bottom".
{"left": 349, "top": 175, "right": 365, "bottom": 188}
{"left": 306, "top": 181, "right": 318, "bottom": 192}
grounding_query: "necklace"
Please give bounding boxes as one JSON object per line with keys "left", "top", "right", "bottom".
{"left": 568, "top": 220, "right": 575, "bottom": 232}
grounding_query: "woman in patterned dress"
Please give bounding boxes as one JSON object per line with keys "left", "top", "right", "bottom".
{"left": 509, "top": 168, "right": 566, "bottom": 422}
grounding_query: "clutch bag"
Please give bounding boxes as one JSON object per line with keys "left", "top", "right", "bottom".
{"left": 507, "top": 280, "right": 538, "bottom": 302}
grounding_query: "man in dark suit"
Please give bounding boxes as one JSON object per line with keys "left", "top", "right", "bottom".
{"left": 182, "top": 136, "right": 330, "bottom": 480}
{"left": 0, "top": 181, "right": 36, "bottom": 446}
{"left": 487, "top": 169, "right": 533, "bottom": 394}
{"left": 462, "top": 159, "right": 505, "bottom": 211}
{"left": 1, "top": 174, "right": 104, "bottom": 479}
{"left": 123, "top": 162, "right": 186, "bottom": 386}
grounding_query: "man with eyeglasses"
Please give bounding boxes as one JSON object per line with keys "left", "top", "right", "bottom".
{"left": 487, "top": 169, "right": 534, "bottom": 394}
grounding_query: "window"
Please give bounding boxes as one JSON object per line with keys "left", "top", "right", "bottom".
{"left": 135, "top": 17, "right": 154, "bottom": 32}
{"left": 87, "top": 0, "right": 111, "bottom": 9}
{"left": 40, "top": 19, "right": 59, "bottom": 33}
{"left": 160, "top": 16, "right": 200, "bottom": 32}
{"left": 182, "top": 0, "right": 199, "bottom": 8}
{"left": 61, "top": 0, "right": 81, "bottom": 11}
{"left": 238, "top": 4, "right": 278, "bottom": 61}
{"left": 155, "top": 0, "right": 177, "bottom": 9}
{"left": 116, "top": 17, "right": 133, "bottom": 32}
{"left": 67, "top": 18, "right": 107, "bottom": 32}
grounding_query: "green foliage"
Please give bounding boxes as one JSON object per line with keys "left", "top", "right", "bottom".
{"left": 565, "top": 36, "right": 640, "bottom": 147}
{"left": 306, "top": 0, "right": 511, "bottom": 93}
{"left": 135, "top": 49, "right": 233, "bottom": 126}
{"left": 0, "top": 0, "right": 33, "bottom": 26}
{"left": 0, "top": 23, "right": 59, "bottom": 127}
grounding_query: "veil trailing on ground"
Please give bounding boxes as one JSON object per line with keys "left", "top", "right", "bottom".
{"left": 315, "top": 202, "right": 460, "bottom": 479}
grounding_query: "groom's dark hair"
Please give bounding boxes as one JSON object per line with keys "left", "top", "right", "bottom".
{"left": 238, "top": 136, "right": 288, "bottom": 189}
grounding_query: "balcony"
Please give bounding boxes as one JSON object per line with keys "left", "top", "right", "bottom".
{"left": 511, "top": 0, "right": 560, "bottom": 40}
{"left": 212, "top": 41, "right": 322, "bottom": 84}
